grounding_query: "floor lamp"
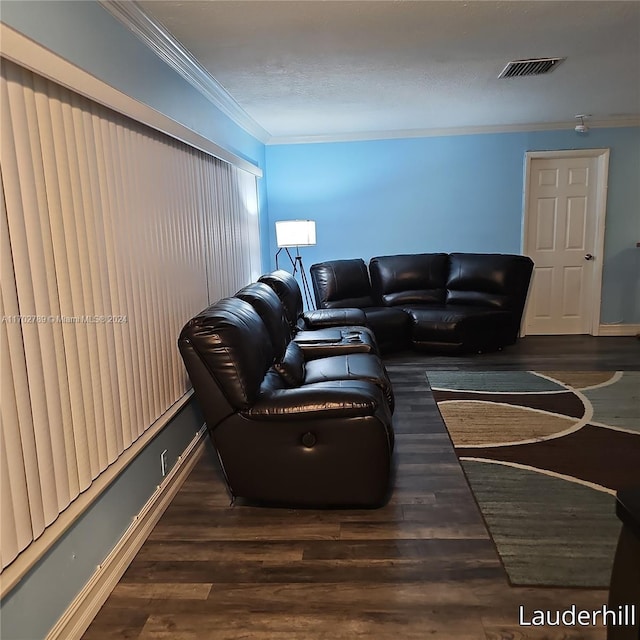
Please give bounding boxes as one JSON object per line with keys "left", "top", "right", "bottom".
{"left": 275, "top": 220, "right": 316, "bottom": 309}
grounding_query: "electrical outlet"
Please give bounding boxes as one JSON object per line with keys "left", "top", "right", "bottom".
{"left": 160, "top": 449, "right": 168, "bottom": 477}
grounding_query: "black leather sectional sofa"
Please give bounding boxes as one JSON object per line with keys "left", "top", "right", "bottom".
{"left": 310, "top": 253, "right": 534, "bottom": 353}
{"left": 178, "top": 274, "right": 395, "bottom": 508}
{"left": 178, "top": 254, "right": 532, "bottom": 506}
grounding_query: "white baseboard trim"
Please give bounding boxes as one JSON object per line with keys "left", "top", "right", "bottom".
{"left": 46, "top": 426, "right": 208, "bottom": 640}
{"left": 598, "top": 324, "right": 640, "bottom": 336}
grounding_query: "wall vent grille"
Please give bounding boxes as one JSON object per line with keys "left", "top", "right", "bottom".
{"left": 499, "top": 57, "right": 565, "bottom": 78}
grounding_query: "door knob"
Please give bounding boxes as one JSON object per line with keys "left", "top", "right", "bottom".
{"left": 585, "top": 253, "right": 594, "bottom": 260}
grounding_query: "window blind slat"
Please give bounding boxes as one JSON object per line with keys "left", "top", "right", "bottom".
{"left": 0, "top": 181, "right": 36, "bottom": 566}
{"left": 2, "top": 66, "right": 65, "bottom": 524}
{"left": 1, "top": 57, "right": 261, "bottom": 581}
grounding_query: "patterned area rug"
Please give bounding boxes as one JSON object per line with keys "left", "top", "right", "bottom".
{"left": 427, "top": 370, "right": 640, "bottom": 588}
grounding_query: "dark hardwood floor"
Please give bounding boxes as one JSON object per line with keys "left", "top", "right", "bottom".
{"left": 383, "top": 334, "right": 640, "bottom": 370}
{"left": 82, "top": 336, "right": 640, "bottom": 639}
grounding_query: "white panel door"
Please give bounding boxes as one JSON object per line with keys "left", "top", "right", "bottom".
{"left": 524, "top": 155, "right": 601, "bottom": 335}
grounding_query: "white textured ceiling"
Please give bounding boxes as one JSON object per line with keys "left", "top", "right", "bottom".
{"left": 138, "top": 0, "right": 640, "bottom": 141}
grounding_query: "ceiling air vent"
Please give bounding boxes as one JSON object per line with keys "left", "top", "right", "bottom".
{"left": 498, "top": 57, "right": 565, "bottom": 78}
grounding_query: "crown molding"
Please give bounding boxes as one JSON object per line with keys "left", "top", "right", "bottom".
{"left": 98, "top": 0, "right": 271, "bottom": 143}
{"left": 0, "top": 24, "right": 262, "bottom": 176}
{"left": 267, "top": 117, "right": 640, "bottom": 145}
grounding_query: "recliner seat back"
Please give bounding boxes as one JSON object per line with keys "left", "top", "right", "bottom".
{"left": 179, "top": 297, "right": 274, "bottom": 419}
{"left": 369, "top": 253, "right": 449, "bottom": 306}
{"left": 258, "top": 269, "right": 304, "bottom": 330}
{"left": 236, "top": 282, "right": 293, "bottom": 360}
{"left": 446, "top": 253, "right": 534, "bottom": 311}
{"left": 310, "top": 259, "right": 375, "bottom": 309}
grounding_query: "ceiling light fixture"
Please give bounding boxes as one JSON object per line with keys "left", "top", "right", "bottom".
{"left": 574, "top": 114, "right": 590, "bottom": 133}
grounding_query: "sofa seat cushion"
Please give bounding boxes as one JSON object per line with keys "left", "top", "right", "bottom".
{"left": 302, "top": 308, "right": 367, "bottom": 329}
{"left": 246, "top": 379, "right": 386, "bottom": 420}
{"left": 246, "top": 380, "right": 394, "bottom": 452}
{"left": 406, "top": 305, "right": 513, "bottom": 351}
{"left": 304, "top": 353, "right": 394, "bottom": 412}
{"left": 362, "top": 307, "right": 410, "bottom": 345}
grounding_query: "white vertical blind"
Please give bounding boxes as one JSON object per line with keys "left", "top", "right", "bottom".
{"left": 0, "top": 58, "right": 261, "bottom": 578}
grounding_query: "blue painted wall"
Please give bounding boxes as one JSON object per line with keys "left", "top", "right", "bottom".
{"left": 266, "top": 127, "right": 640, "bottom": 324}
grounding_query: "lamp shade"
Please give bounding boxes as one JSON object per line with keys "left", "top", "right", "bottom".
{"left": 275, "top": 220, "right": 316, "bottom": 248}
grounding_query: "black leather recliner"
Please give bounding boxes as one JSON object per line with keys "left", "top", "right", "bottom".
{"left": 178, "top": 295, "right": 394, "bottom": 507}
{"left": 307, "top": 258, "right": 410, "bottom": 352}
{"left": 236, "top": 281, "right": 394, "bottom": 410}
{"left": 258, "top": 269, "right": 379, "bottom": 357}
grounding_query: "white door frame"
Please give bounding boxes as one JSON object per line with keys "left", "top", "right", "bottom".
{"left": 521, "top": 149, "right": 610, "bottom": 336}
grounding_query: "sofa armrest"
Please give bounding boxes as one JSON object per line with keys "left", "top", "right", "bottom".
{"left": 243, "top": 380, "right": 382, "bottom": 420}
{"left": 302, "top": 308, "right": 367, "bottom": 329}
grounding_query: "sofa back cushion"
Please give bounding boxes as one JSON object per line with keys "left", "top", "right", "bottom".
{"left": 369, "top": 254, "right": 449, "bottom": 306}
{"left": 236, "top": 282, "right": 292, "bottom": 360}
{"left": 258, "top": 270, "right": 303, "bottom": 330}
{"left": 310, "top": 259, "right": 375, "bottom": 309}
{"left": 446, "top": 253, "right": 534, "bottom": 310}
{"left": 179, "top": 297, "right": 273, "bottom": 410}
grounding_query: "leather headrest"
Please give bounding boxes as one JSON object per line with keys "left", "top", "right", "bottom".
{"left": 309, "top": 259, "right": 374, "bottom": 309}
{"left": 179, "top": 297, "right": 273, "bottom": 408}
{"left": 258, "top": 270, "right": 303, "bottom": 329}
{"left": 236, "top": 282, "right": 292, "bottom": 360}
